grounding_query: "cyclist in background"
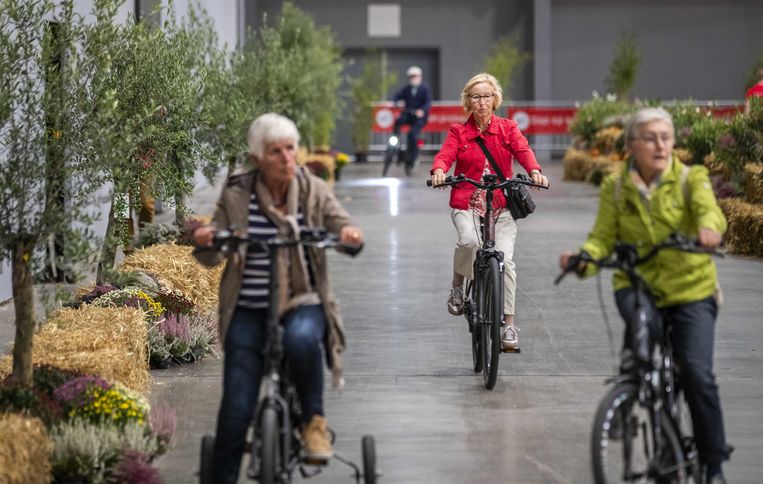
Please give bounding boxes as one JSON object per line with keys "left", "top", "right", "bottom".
{"left": 391, "top": 66, "right": 432, "bottom": 173}
{"left": 559, "top": 107, "right": 730, "bottom": 484}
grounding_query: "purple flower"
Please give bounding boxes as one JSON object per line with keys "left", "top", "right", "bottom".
{"left": 159, "top": 313, "right": 192, "bottom": 343}
{"left": 678, "top": 126, "right": 692, "bottom": 138}
{"left": 149, "top": 401, "right": 177, "bottom": 450}
{"left": 53, "top": 375, "right": 112, "bottom": 406}
{"left": 114, "top": 449, "right": 164, "bottom": 484}
{"left": 80, "top": 284, "right": 117, "bottom": 304}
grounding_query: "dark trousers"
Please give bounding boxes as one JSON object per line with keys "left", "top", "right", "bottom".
{"left": 615, "top": 289, "right": 729, "bottom": 466}
{"left": 394, "top": 111, "right": 427, "bottom": 165}
{"left": 213, "top": 304, "right": 327, "bottom": 484}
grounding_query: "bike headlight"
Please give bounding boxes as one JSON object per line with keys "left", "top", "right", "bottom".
{"left": 389, "top": 135, "right": 399, "bottom": 147}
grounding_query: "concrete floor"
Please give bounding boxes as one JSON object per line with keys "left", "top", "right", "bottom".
{"left": 3, "top": 158, "right": 758, "bottom": 483}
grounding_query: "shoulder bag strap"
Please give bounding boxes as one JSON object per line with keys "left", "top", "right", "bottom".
{"left": 475, "top": 137, "right": 506, "bottom": 182}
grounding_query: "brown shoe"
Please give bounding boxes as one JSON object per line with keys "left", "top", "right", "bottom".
{"left": 302, "top": 415, "right": 333, "bottom": 461}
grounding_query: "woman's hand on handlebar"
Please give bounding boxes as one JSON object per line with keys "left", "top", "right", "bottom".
{"left": 529, "top": 170, "right": 549, "bottom": 190}
{"left": 339, "top": 225, "right": 364, "bottom": 248}
{"left": 698, "top": 227, "right": 722, "bottom": 249}
{"left": 193, "top": 225, "right": 216, "bottom": 248}
{"left": 431, "top": 169, "right": 447, "bottom": 189}
{"left": 559, "top": 251, "right": 587, "bottom": 273}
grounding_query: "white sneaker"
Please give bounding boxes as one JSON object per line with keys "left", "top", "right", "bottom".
{"left": 447, "top": 287, "right": 464, "bottom": 315}
{"left": 501, "top": 326, "right": 520, "bottom": 351}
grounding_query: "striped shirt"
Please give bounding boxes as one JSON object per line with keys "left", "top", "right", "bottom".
{"left": 237, "top": 193, "right": 308, "bottom": 309}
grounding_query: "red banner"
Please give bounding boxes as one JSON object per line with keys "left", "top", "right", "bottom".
{"left": 371, "top": 103, "right": 743, "bottom": 135}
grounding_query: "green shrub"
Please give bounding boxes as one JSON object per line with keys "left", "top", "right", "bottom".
{"left": 682, "top": 115, "right": 727, "bottom": 165}
{"left": 569, "top": 93, "right": 634, "bottom": 146}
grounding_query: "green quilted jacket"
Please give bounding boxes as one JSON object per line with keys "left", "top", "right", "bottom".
{"left": 580, "top": 156, "right": 727, "bottom": 307}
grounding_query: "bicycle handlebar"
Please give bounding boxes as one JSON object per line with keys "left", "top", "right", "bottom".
{"left": 554, "top": 233, "right": 724, "bottom": 285}
{"left": 426, "top": 174, "right": 549, "bottom": 191}
{"left": 193, "top": 227, "right": 363, "bottom": 257}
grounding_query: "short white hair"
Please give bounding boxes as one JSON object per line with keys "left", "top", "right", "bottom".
{"left": 624, "top": 107, "right": 674, "bottom": 147}
{"left": 247, "top": 113, "right": 300, "bottom": 159}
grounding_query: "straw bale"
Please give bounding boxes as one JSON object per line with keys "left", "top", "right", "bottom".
{"left": 744, "top": 163, "right": 763, "bottom": 205}
{"left": 0, "top": 413, "right": 52, "bottom": 483}
{"left": 562, "top": 148, "right": 593, "bottom": 181}
{"left": 0, "top": 307, "right": 149, "bottom": 393}
{"left": 719, "top": 198, "right": 763, "bottom": 258}
{"left": 592, "top": 126, "right": 623, "bottom": 154}
{"left": 119, "top": 243, "right": 224, "bottom": 312}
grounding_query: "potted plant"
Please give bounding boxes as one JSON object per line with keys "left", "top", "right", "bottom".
{"left": 350, "top": 50, "right": 397, "bottom": 162}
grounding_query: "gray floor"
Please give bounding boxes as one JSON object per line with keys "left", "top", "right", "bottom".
{"left": 3, "top": 159, "right": 760, "bottom": 483}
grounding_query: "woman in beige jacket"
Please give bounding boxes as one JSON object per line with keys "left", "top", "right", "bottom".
{"left": 193, "top": 113, "right": 363, "bottom": 484}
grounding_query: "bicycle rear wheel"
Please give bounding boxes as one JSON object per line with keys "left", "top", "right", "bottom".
{"left": 480, "top": 257, "right": 502, "bottom": 390}
{"left": 591, "top": 383, "right": 689, "bottom": 484}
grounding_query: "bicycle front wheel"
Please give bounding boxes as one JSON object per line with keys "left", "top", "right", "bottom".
{"left": 466, "top": 280, "right": 482, "bottom": 373}
{"left": 480, "top": 257, "right": 502, "bottom": 390}
{"left": 591, "top": 383, "right": 689, "bottom": 484}
{"left": 258, "top": 406, "right": 280, "bottom": 484}
{"left": 382, "top": 146, "right": 395, "bottom": 176}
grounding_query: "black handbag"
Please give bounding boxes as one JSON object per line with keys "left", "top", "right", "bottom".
{"left": 475, "top": 138, "right": 536, "bottom": 220}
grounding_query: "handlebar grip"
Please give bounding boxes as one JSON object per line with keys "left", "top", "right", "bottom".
{"left": 426, "top": 180, "right": 433, "bottom": 187}
{"left": 340, "top": 243, "right": 364, "bottom": 257}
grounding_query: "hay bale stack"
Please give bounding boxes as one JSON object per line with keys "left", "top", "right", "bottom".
{"left": 0, "top": 413, "right": 52, "bottom": 483}
{"left": 720, "top": 198, "right": 763, "bottom": 258}
{"left": 563, "top": 148, "right": 593, "bottom": 181}
{"left": 744, "top": 163, "right": 763, "bottom": 204}
{"left": 0, "top": 307, "right": 149, "bottom": 393}
{"left": 120, "top": 243, "right": 223, "bottom": 311}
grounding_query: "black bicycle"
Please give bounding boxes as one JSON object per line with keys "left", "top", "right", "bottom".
{"left": 555, "top": 234, "right": 722, "bottom": 484}
{"left": 195, "top": 228, "right": 376, "bottom": 484}
{"left": 382, "top": 108, "right": 418, "bottom": 177}
{"left": 429, "top": 173, "right": 546, "bottom": 389}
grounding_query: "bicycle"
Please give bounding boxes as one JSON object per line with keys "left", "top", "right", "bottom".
{"left": 194, "top": 228, "right": 377, "bottom": 484}
{"left": 382, "top": 108, "right": 419, "bottom": 177}
{"left": 428, "top": 173, "right": 547, "bottom": 389}
{"left": 555, "top": 234, "right": 724, "bottom": 484}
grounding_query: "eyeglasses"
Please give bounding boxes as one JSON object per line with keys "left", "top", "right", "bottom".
{"left": 635, "top": 134, "right": 674, "bottom": 146}
{"left": 469, "top": 94, "right": 494, "bottom": 104}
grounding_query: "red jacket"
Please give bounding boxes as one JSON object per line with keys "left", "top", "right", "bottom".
{"left": 431, "top": 113, "right": 541, "bottom": 210}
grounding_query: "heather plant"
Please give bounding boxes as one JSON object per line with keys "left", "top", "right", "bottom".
{"left": 50, "top": 420, "right": 160, "bottom": 483}
{"left": 149, "top": 401, "right": 177, "bottom": 455}
{"left": 78, "top": 283, "right": 118, "bottom": 304}
{"left": 135, "top": 222, "right": 181, "bottom": 248}
{"left": 160, "top": 313, "right": 193, "bottom": 359}
{"left": 113, "top": 449, "right": 164, "bottom": 484}
{"left": 189, "top": 312, "right": 219, "bottom": 358}
{"left": 53, "top": 375, "right": 112, "bottom": 408}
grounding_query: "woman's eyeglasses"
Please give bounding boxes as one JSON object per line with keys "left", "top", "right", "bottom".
{"left": 469, "top": 94, "right": 494, "bottom": 103}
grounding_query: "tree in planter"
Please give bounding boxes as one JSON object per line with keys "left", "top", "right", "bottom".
{"left": 246, "top": 3, "right": 343, "bottom": 151}
{"left": 349, "top": 50, "right": 397, "bottom": 161}
{"left": 0, "top": 0, "right": 128, "bottom": 385}
{"left": 483, "top": 33, "right": 531, "bottom": 98}
{"left": 605, "top": 32, "right": 640, "bottom": 101}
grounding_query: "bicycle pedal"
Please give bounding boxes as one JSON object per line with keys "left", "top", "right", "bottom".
{"left": 303, "top": 456, "right": 330, "bottom": 466}
{"left": 502, "top": 347, "right": 521, "bottom": 354}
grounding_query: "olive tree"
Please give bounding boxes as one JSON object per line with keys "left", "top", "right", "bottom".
{"left": 0, "top": 0, "right": 128, "bottom": 385}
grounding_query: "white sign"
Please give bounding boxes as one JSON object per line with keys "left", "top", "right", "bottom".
{"left": 368, "top": 4, "right": 401, "bottom": 38}
{"left": 375, "top": 108, "right": 395, "bottom": 129}
{"left": 511, "top": 110, "right": 530, "bottom": 131}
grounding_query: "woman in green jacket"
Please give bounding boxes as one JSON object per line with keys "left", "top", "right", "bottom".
{"left": 559, "top": 107, "right": 730, "bottom": 483}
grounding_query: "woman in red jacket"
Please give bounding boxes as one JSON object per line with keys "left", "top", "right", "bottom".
{"left": 430, "top": 73, "right": 548, "bottom": 351}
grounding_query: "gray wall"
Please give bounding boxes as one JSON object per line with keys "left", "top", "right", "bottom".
{"left": 549, "top": 0, "right": 763, "bottom": 101}
{"left": 248, "top": 0, "right": 535, "bottom": 101}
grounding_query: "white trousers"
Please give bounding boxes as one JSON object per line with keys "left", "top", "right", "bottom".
{"left": 451, "top": 209, "right": 517, "bottom": 316}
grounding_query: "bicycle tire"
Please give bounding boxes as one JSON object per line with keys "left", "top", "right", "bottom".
{"left": 259, "top": 406, "right": 279, "bottom": 484}
{"left": 466, "top": 281, "right": 482, "bottom": 373}
{"left": 382, "top": 146, "right": 395, "bottom": 176}
{"left": 361, "top": 435, "right": 377, "bottom": 484}
{"left": 480, "top": 257, "right": 502, "bottom": 389}
{"left": 198, "top": 435, "right": 215, "bottom": 484}
{"left": 591, "top": 383, "right": 689, "bottom": 484}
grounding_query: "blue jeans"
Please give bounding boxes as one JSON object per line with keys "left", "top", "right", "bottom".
{"left": 615, "top": 289, "right": 729, "bottom": 466}
{"left": 213, "top": 304, "right": 327, "bottom": 484}
{"left": 394, "top": 111, "right": 427, "bottom": 165}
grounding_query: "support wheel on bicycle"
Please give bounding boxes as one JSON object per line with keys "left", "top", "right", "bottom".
{"left": 479, "top": 256, "right": 503, "bottom": 390}
{"left": 591, "top": 382, "right": 696, "bottom": 484}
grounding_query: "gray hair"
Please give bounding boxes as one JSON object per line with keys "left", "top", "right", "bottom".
{"left": 624, "top": 107, "right": 674, "bottom": 147}
{"left": 247, "top": 113, "right": 300, "bottom": 159}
